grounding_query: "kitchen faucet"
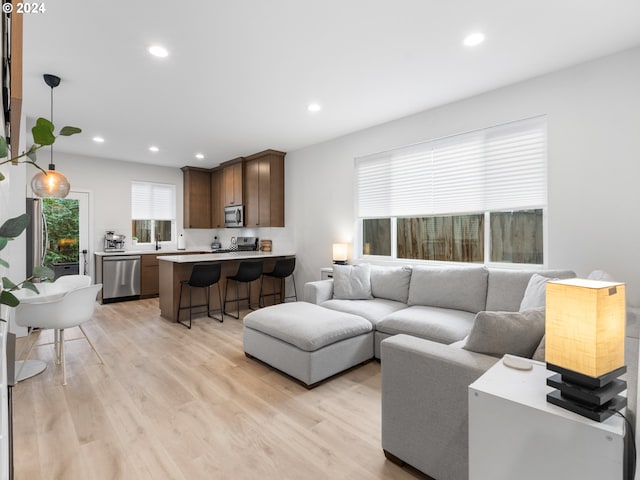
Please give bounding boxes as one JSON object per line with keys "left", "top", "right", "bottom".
{"left": 155, "top": 235, "right": 161, "bottom": 251}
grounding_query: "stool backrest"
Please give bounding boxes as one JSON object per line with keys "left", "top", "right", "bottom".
{"left": 235, "top": 261, "right": 263, "bottom": 282}
{"left": 189, "top": 263, "right": 222, "bottom": 287}
{"left": 271, "top": 257, "right": 296, "bottom": 278}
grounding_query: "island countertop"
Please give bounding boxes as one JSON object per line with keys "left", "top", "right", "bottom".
{"left": 157, "top": 251, "right": 296, "bottom": 263}
{"left": 157, "top": 251, "right": 296, "bottom": 322}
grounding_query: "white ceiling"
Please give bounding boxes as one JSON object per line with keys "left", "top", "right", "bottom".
{"left": 22, "top": 0, "right": 640, "bottom": 169}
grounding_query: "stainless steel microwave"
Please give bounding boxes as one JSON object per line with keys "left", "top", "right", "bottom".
{"left": 224, "top": 205, "right": 244, "bottom": 228}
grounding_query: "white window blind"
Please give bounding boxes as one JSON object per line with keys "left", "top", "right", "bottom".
{"left": 356, "top": 116, "right": 547, "bottom": 217}
{"left": 131, "top": 181, "right": 176, "bottom": 220}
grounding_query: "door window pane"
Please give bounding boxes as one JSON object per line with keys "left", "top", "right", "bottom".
{"left": 43, "top": 198, "right": 79, "bottom": 265}
{"left": 490, "top": 210, "right": 543, "bottom": 264}
{"left": 397, "top": 214, "right": 484, "bottom": 262}
{"left": 362, "top": 218, "right": 391, "bottom": 256}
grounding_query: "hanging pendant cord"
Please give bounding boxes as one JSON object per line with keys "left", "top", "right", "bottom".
{"left": 49, "top": 84, "right": 55, "bottom": 170}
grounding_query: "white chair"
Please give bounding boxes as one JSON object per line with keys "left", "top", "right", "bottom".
{"left": 54, "top": 274, "right": 92, "bottom": 289}
{"left": 15, "top": 283, "right": 104, "bottom": 385}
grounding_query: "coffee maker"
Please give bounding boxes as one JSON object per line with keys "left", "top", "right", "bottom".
{"left": 104, "top": 231, "right": 126, "bottom": 252}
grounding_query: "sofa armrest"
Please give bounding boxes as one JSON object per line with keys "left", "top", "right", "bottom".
{"left": 381, "top": 334, "right": 498, "bottom": 480}
{"left": 304, "top": 280, "right": 333, "bottom": 304}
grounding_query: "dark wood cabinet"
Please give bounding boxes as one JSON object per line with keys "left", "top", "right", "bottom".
{"left": 182, "top": 149, "right": 285, "bottom": 229}
{"left": 222, "top": 160, "right": 243, "bottom": 206}
{"left": 210, "top": 167, "right": 224, "bottom": 228}
{"left": 182, "top": 166, "right": 211, "bottom": 229}
{"left": 140, "top": 254, "right": 160, "bottom": 297}
{"left": 244, "top": 150, "right": 285, "bottom": 227}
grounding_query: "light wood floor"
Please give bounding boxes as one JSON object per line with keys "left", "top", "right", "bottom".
{"left": 12, "top": 298, "right": 424, "bottom": 480}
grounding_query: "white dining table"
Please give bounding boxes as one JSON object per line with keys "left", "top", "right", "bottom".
{"left": 11, "top": 282, "right": 70, "bottom": 382}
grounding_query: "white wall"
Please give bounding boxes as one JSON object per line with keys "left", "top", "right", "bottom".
{"left": 40, "top": 153, "right": 184, "bottom": 254}
{"left": 287, "top": 46, "right": 640, "bottom": 306}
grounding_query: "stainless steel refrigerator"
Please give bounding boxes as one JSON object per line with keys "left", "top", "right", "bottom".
{"left": 25, "top": 197, "right": 46, "bottom": 278}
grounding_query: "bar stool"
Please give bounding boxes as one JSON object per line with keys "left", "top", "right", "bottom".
{"left": 223, "top": 261, "right": 263, "bottom": 319}
{"left": 178, "top": 263, "right": 223, "bottom": 329}
{"left": 259, "top": 257, "right": 297, "bottom": 307}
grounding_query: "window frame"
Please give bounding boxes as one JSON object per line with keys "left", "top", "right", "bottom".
{"left": 131, "top": 181, "right": 177, "bottom": 245}
{"left": 354, "top": 116, "right": 548, "bottom": 269}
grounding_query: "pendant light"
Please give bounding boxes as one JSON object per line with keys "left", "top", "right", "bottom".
{"left": 31, "top": 74, "right": 71, "bottom": 198}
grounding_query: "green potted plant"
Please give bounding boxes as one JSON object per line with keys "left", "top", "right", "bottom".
{"left": 0, "top": 118, "right": 81, "bottom": 321}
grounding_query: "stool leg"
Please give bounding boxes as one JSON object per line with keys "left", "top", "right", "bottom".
{"left": 212, "top": 282, "right": 223, "bottom": 323}
{"left": 61, "top": 329, "right": 67, "bottom": 386}
{"left": 280, "top": 277, "right": 285, "bottom": 304}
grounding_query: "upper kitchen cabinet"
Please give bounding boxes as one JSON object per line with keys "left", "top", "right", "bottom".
{"left": 182, "top": 166, "right": 211, "bottom": 228}
{"left": 210, "top": 167, "right": 224, "bottom": 228}
{"left": 244, "top": 150, "right": 285, "bottom": 227}
{"left": 222, "top": 159, "right": 244, "bottom": 206}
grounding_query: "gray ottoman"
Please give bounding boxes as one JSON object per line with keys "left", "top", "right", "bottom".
{"left": 243, "top": 302, "right": 374, "bottom": 387}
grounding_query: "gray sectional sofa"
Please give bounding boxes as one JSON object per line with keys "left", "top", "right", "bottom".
{"left": 304, "top": 263, "right": 575, "bottom": 358}
{"left": 304, "top": 263, "right": 577, "bottom": 480}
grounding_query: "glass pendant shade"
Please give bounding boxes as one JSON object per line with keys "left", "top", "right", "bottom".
{"left": 31, "top": 167, "right": 71, "bottom": 198}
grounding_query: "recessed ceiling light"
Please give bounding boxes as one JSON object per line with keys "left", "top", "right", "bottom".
{"left": 92, "top": 136, "right": 105, "bottom": 143}
{"left": 148, "top": 45, "right": 169, "bottom": 58}
{"left": 463, "top": 32, "right": 485, "bottom": 47}
{"left": 149, "top": 146, "right": 159, "bottom": 152}
{"left": 308, "top": 103, "right": 322, "bottom": 113}
{"left": 195, "top": 153, "right": 204, "bottom": 160}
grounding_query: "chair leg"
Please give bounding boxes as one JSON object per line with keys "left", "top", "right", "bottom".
{"left": 177, "top": 283, "right": 193, "bottom": 329}
{"left": 290, "top": 273, "right": 298, "bottom": 302}
{"left": 209, "top": 283, "right": 223, "bottom": 323}
{"left": 79, "top": 325, "right": 105, "bottom": 364}
{"left": 280, "top": 277, "right": 285, "bottom": 304}
{"left": 224, "top": 279, "right": 239, "bottom": 319}
{"left": 61, "top": 329, "right": 67, "bottom": 386}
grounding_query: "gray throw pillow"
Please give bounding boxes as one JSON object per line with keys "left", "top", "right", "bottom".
{"left": 370, "top": 265, "right": 412, "bottom": 303}
{"left": 519, "top": 274, "right": 557, "bottom": 311}
{"left": 333, "top": 264, "right": 373, "bottom": 300}
{"left": 463, "top": 309, "right": 545, "bottom": 358}
{"left": 532, "top": 336, "right": 546, "bottom": 362}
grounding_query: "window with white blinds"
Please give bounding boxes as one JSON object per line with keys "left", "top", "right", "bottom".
{"left": 356, "top": 116, "right": 547, "bottom": 217}
{"left": 356, "top": 116, "right": 547, "bottom": 265}
{"left": 131, "top": 181, "right": 176, "bottom": 220}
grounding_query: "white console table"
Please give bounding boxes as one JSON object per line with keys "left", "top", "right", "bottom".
{"left": 469, "top": 359, "right": 627, "bottom": 480}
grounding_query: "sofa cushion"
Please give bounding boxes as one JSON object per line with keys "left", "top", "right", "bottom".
{"left": 485, "top": 269, "right": 575, "bottom": 311}
{"left": 407, "top": 265, "right": 489, "bottom": 314}
{"left": 376, "top": 305, "right": 476, "bottom": 344}
{"left": 243, "top": 302, "right": 372, "bottom": 352}
{"left": 320, "top": 298, "right": 407, "bottom": 326}
{"left": 463, "top": 309, "right": 545, "bottom": 358}
{"left": 370, "top": 265, "right": 412, "bottom": 303}
{"left": 519, "top": 273, "right": 557, "bottom": 311}
{"left": 333, "top": 264, "right": 373, "bottom": 300}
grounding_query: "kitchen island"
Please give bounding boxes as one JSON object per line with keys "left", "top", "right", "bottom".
{"left": 158, "top": 251, "right": 296, "bottom": 322}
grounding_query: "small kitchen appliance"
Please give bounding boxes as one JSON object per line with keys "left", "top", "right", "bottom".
{"left": 224, "top": 205, "right": 244, "bottom": 228}
{"left": 104, "top": 231, "right": 126, "bottom": 252}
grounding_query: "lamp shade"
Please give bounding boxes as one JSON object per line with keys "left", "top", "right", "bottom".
{"left": 332, "top": 243, "right": 348, "bottom": 264}
{"left": 545, "top": 278, "right": 626, "bottom": 378}
{"left": 31, "top": 168, "right": 71, "bottom": 198}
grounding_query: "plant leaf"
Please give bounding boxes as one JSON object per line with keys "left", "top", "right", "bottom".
{"left": 0, "top": 259, "right": 8, "bottom": 268}
{"left": 0, "top": 214, "right": 30, "bottom": 238}
{"left": 21, "top": 282, "right": 40, "bottom": 294}
{"left": 0, "top": 290, "right": 19, "bottom": 307}
{"left": 2, "top": 277, "right": 17, "bottom": 290}
{"left": 0, "top": 237, "right": 7, "bottom": 251}
{"left": 33, "top": 265, "right": 55, "bottom": 280}
{"left": 27, "top": 150, "right": 37, "bottom": 163}
{"left": 0, "top": 172, "right": 5, "bottom": 181}
{"left": 59, "top": 126, "right": 82, "bottom": 136}
{"left": 0, "top": 136, "right": 7, "bottom": 158}
{"left": 32, "top": 118, "right": 56, "bottom": 146}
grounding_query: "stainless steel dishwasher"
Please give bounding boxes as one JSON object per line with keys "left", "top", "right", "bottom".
{"left": 102, "top": 255, "right": 141, "bottom": 301}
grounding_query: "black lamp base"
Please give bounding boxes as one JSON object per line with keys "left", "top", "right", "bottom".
{"left": 546, "top": 363, "right": 627, "bottom": 422}
{"left": 332, "top": 261, "right": 347, "bottom": 265}
{"left": 547, "top": 390, "right": 626, "bottom": 422}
